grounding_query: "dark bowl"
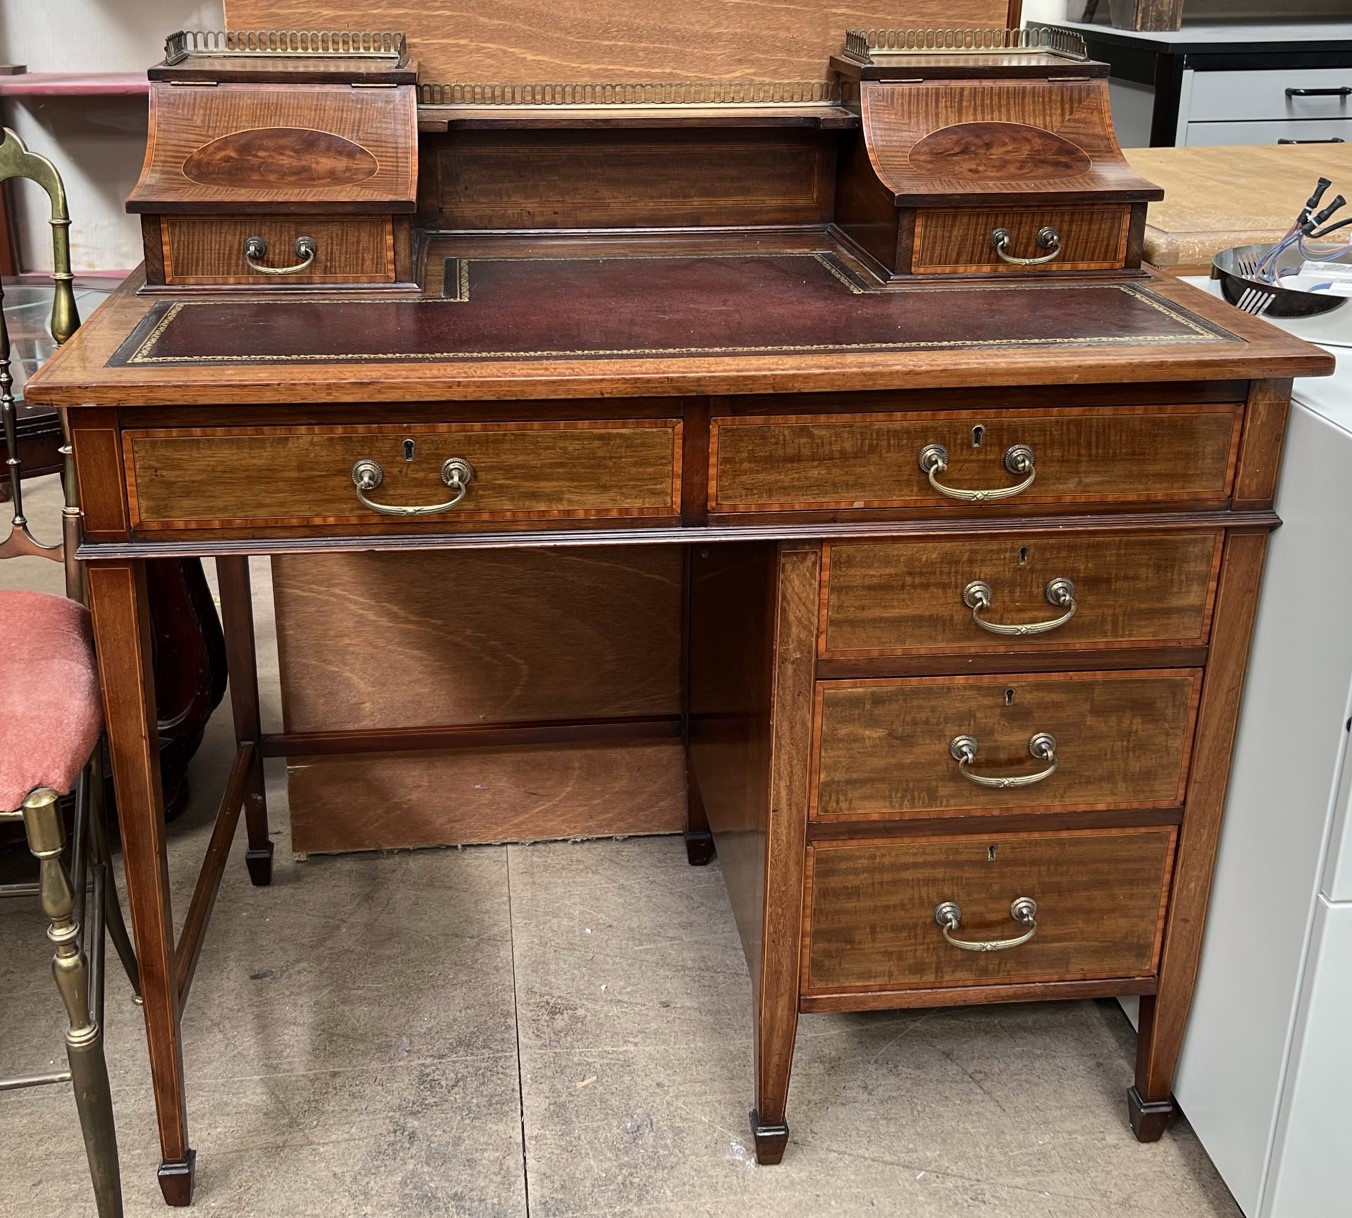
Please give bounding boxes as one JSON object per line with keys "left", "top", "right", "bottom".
{"left": 1211, "top": 242, "right": 1348, "bottom": 318}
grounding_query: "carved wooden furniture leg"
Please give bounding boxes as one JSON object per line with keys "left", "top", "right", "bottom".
{"left": 21, "top": 787, "right": 124, "bottom": 1218}
{"left": 86, "top": 561, "right": 194, "bottom": 1205}
{"left": 216, "top": 556, "right": 272, "bottom": 886}
{"left": 1129, "top": 529, "right": 1270, "bottom": 1142}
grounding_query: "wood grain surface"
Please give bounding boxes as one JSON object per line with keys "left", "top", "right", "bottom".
{"left": 803, "top": 827, "right": 1176, "bottom": 992}
{"left": 129, "top": 83, "right": 416, "bottom": 212}
{"left": 821, "top": 530, "right": 1222, "bottom": 657}
{"left": 421, "top": 129, "right": 833, "bottom": 230}
{"left": 273, "top": 547, "right": 682, "bottom": 730}
{"left": 275, "top": 546, "right": 683, "bottom": 848}
{"left": 912, "top": 206, "right": 1130, "bottom": 274}
{"left": 162, "top": 216, "right": 394, "bottom": 286}
{"left": 224, "top": 0, "right": 1020, "bottom": 85}
{"left": 1124, "top": 143, "right": 1352, "bottom": 273}
{"left": 288, "top": 741, "right": 686, "bottom": 853}
{"left": 813, "top": 670, "right": 1202, "bottom": 819}
{"left": 710, "top": 406, "right": 1242, "bottom": 513}
{"left": 860, "top": 79, "right": 1161, "bottom": 205}
{"left": 124, "top": 419, "right": 681, "bottom": 529}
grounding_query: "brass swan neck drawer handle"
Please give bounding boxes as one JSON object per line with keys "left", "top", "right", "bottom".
{"left": 948, "top": 732, "right": 1057, "bottom": 789}
{"left": 350, "top": 457, "right": 475, "bottom": 516}
{"left": 934, "top": 897, "right": 1038, "bottom": 952}
{"left": 244, "top": 234, "right": 317, "bottom": 276}
{"left": 990, "top": 226, "right": 1061, "bottom": 266}
{"left": 917, "top": 443, "right": 1036, "bottom": 502}
{"left": 962, "top": 577, "right": 1076, "bottom": 636}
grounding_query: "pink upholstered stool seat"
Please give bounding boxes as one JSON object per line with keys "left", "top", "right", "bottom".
{"left": 0, "top": 589, "right": 103, "bottom": 812}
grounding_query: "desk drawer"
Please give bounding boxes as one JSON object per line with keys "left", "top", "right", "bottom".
{"left": 709, "top": 406, "right": 1241, "bottom": 514}
{"left": 821, "top": 531, "right": 1223, "bottom": 658}
{"left": 813, "top": 670, "right": 1200, "bottom": 821}
{"left": 124, "top": 420, "right": 682, "bottom": 530}
{"left": 803, "top": 827, "right": 1175, "bottom": 995}
{"left": 913, "top": 207, "right": 1131, "bottom": 274}
{"left": 161, "top": 215, "right": 396, "bottom": 286}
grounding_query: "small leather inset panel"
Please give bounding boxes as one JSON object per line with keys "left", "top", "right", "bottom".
{"left": 908, "top": 122, "right": 1092, "bottom": 182}
{"left": 182, "top": 128, "right": 379, "bottom": 189}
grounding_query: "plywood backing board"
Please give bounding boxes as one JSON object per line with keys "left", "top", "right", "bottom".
{"left": 273, "top": 547, "right": 685, "bottom": 853}
{"left": 1125, "top": 143, "right": 1352, "bottom": 275}
{"left": 223, "top": 1, "right": 1023, "bottom": 85}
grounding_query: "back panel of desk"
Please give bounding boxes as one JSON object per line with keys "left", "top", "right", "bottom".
{"left": 273, "top": 546, "right": 688, "bottom": 853}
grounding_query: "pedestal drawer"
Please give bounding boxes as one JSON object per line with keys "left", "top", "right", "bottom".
{"left": 124, "top": 419, "right": 682, "bottom": 530}
{"left": 821, "top": 530, "right": 1223, "bottom": 657}
{"left": 709, "top": 406, "right": 1241, "bottom": 514}
{"left": 803, "top": 827, "right": 1176, "bottom": 995}
{"left": 813, "top": 670, "right": 1201, "bottom": 821}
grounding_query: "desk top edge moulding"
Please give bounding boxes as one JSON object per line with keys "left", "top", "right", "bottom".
{"left": 18, "top": 11, "right": 1335, "bottom": 1209}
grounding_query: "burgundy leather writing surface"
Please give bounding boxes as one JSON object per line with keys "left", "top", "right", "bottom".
{"left": 114, "top": 253, "right": 1233, "bottom": 366}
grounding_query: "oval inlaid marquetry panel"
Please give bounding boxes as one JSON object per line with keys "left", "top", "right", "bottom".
{"left": 908, "top": 122, "right": 1091, "bottom": 181}
{"left": 182, "top": 128, "right": 379, "bottom": 189}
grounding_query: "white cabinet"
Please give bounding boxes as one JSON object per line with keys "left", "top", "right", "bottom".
{"left": 1170, "top": 352, "right": 1352, "bottom": 1218}
{"left": 1045, "top": 21, "right": 1352, "bottom": 148}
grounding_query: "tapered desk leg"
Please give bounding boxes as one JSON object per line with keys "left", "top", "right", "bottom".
{"left": 87, "top": 561, "right": 194, "bottom": 1206}
{"left": 216, "top": 557, "right": 272, "bottom": 887}
{"left": 1129, "top": 530, "right": 1269, "bottom": 1144}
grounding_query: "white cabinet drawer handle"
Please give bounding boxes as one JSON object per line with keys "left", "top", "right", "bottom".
{"left": 948, "top": 732, "right": 1057, "bottom": 789}
{"left": 918, "top": 443, "right": 1036, "bottom": 502}
{"left": 934, "top": 897, "right": 1038, "bottom": 952}
{"left": 962, "top": 577, "right": 1076, "bottom": 635}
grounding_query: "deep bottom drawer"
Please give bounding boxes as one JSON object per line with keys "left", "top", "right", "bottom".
{"left": 803, "top": 827, "right": 1175, "bottom": 995}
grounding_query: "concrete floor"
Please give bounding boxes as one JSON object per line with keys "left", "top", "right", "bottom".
{"left": 1, "top": 476, "right": 1245, "bottom": 1217}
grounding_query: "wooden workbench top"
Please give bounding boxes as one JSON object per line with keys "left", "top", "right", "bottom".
{"left": 1125, "top": 143, "right": 1352, "bottom": 274}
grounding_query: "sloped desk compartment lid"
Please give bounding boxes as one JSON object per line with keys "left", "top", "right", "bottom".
{"left": 127, "top": 80, "right": 418, "bottom": 215}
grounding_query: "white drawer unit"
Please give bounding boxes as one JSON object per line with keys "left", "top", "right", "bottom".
{"left": 1182, "top": 118, "right": 1349, "bottom": 146}
{"left": 1184, "top": 67, "right": 1352, "bottom": 123}
{"left": 1180, "top": 67, "right": 1351, "bottom": 146}
{"left": 1043, "top": 20, "right": 1352, "bottom": 149}
{"left": 1161, "top": 322, "right": 1352, "bottom": 1218}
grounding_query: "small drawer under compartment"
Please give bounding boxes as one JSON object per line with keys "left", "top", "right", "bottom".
{"left": 709, "top": 406, "right": 1241, "bottom": 515}
{"left": 912, "top": 206, "right": 1132, "bottom": 274}
{"left": 821, "top": 530, "right": 1223, "bottom": 658}
{"left": 161, "top": 215, "right": 397, "bottom": 286}
{"left": 813, "top": 670, "right": 1201, "bottom": 820}
{"left": 124, "top": 419, "right": 682, "bottom": 531}
{"left": 803, "top": 827, "right": 1176, "bottom": 996}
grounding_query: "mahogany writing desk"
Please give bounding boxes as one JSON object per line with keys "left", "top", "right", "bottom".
{"left": 23, "top": 26, "right": 1334, "bottom": 1206}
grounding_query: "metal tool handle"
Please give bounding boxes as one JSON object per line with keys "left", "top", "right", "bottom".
{"left": 948, "top": 732, "right": 1057, "bottom": 789}
{"left": 917, "top": 443, "right": 1036, "bottom": 502}
{"left": 244, "top": 234, "right": 317, "bottom": 276}
{"left": 934, "top": 897, "right": 1038, "bottom": 952}
{"left": 351, "top": 457, "right": 475, "bottom": 516}
{"left": 962, "top": 577, "right": 1076, "bottom": 636}
{"left": 990, "top": 226, "right": 1061, "bottom": 266}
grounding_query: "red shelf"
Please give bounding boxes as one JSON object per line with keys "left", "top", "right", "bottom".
{"left": 0, "top": 73, "right": 147, "bottom": 97}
